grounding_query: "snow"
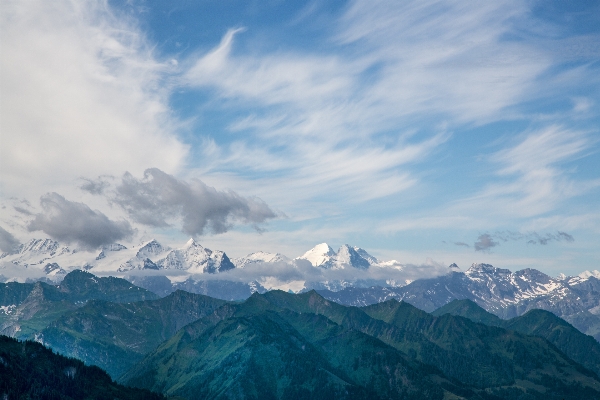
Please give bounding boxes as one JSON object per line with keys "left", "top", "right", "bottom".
{"left": 297, "top": 243, "right": 336, "bottom": 267}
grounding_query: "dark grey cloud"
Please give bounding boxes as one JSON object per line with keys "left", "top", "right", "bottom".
{"left": 27, "top": 193, "right": 134, "bottom": 250}
{"left": 474, "top": 234, "right": 498, "bottom": 252}
{"left": 13, "top": 206, "right": 33, "bottom": 215}
{"left": 112, "top": 168, "right": 277, "bottom": 236}
{"left": 80, "top": 176, "right": 111, "bottom": 195}
{"left": 454, "top": 242, "right": 469, "bottom": 247}
{"left": 474, "top": 230, "right": 574, "bottom": 252}
{"left": 0, "top": 226, "right": 20, "bottom": 253}
{"left": 526, "top": 231, "right": 574, "bottom": 245}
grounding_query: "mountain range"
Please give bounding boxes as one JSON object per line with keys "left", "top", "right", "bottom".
{"left": 318, "top": 263, "right": 600, "bottom": 343}
{"left": 1, "top": 269, "right": 600, "bottom": 399}
{"left": 3, "top": 237, "right": 600, "bottom": 342}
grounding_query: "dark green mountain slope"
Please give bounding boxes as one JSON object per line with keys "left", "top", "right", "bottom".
{"left": 0, "top": 335, "right": 164, "bottom": 400}
{"left": 121, "top": 293, "right": 478, "bottom": 399}
{"left": 38, "top": 290, "right": 227, "bottom": 378}
{"left": 0, "top": 270, "right": 158, "bottom": 339}
{"left": 431, "top": 299, "right": 504, "bottom": 326}
{"left": 122, "top": 291, "right": 600, "bottom": 399}
{"left": 434, "top": 299, "right": 600, "bottom": 377}
{"left": 56, "top": 269, "right": 159, "bottom": 303}
{"left": 361, "top": 298, "right": 600, "bottom": 395}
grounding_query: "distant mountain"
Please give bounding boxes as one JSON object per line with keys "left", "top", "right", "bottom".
{"left": 317, "top": 263, "right": 600, "bottom": 342}
{"left": 0, "top": 335, "right": 164, "bottom": 400}
{"left": 122, "top": 290, "right": 600, "bottom": 399}
{"left": 232, "top": 251, "right": 290, "bottom": 268}
{"left": 37, "top": 290, "right": 227, "bottom": 378}
{"left": 0, "top": 237, "right": 237, "bottom": 279}
{"left": 295, "top": 243, "right": 376, "bottom": 269}
{"left": 0, "top": 270, "right": 157, "bottom": 339}
{"left": 3, "top": 237, "right": 600, "bottom": 343}
{"left": 433, "top": 299, "right": 600, "bottom": 378}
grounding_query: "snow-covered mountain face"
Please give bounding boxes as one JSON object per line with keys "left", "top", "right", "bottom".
{"left": 296, "top": 243, "right": 377, "bottom": 270}
{"left": 0, "top": 237, "right": 236, "bottom": 280}
{"left": 318, "top": 263, "right": 600, "bottom": 342}
{"left": 0, "top": 237, "right": 439, "bottom": 294}
{"left": 233, "top": 252, "right": 291, "bottom": 269}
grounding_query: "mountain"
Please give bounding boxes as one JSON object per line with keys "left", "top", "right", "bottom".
{"left": 122, "top": 290, "right": 600, "bottom": 399}
{"left": 3, "top": 236, "right": 600, "bottom": 342}
{"left": 317, "top": 263, "right": 600, "bottom": 342}
{"left": 232, "top": 251, "right": 290, "bottom": 268}
{"left": 37, "top": 290, "right": 228, "bottom": 378}
{"left": 121, "top": 292, "right": 476, "bottom": 399}
{"left": 0, "top": 335, "right": 164, "bottom": 400}
{"left": 431, "top": 298, "right": 504, "bottom": 326}
{"left": 0, "top": 237, "right": 237, "bottom": 279}
{"left": 433, "top": 299, "right": 600, "bottom": 378}
{"left": 296, "top": 243, "right": 375, "bottom": 269}
{"left": 0, "top": 270, "right": 157, "bottom": 339}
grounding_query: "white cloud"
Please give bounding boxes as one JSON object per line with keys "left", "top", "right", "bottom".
{"left": 0, "top": 0, "right": 188, "bottom": 199}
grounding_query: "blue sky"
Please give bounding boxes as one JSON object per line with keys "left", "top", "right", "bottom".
{"left": 1, "top": 0, "right": 599, "bottom": 276}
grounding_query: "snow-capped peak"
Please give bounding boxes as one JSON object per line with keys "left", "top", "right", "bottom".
{"left": 297, "top": 243, "right": 336, "bottom": 268}
{"left": 185, "top": 238, "right": 198, "bottom": 248}
{"left": 234, "top": 252, "right": 291, "bottom": 268}
{"left": 353, "top": 246, "right": 378, "bottom": 265}
{"left": 578, "top": 270, "right": 600, "bottom": 280}
{"left": 466, "top": 263, "right": 510, "bottom": 276}
{"left": 336, "top": 245, "right": 369, "bottom": 270}
{"left": 136, "top": 239, "right": 168, "bottom": 259}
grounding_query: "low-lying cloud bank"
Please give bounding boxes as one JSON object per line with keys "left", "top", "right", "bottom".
{"left": 124, "top": 258, "right": 451, "bottom": 292}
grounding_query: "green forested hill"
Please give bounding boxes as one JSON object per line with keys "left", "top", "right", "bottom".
{"left": 0, "top": 270, "right": 158, "bottom": 339}
{"left": 0, "top": 335, "right": 164, "bottom": 400}
{"left": 433, "top": 299, "right": 600, "bottom": 377}
{"left": 38, "top": 290, "right": 227, "bottom": 378}
{"left": 121, "top": 290, "right": 600, "bottom": 399}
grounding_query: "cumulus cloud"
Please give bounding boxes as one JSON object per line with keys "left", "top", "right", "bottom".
{"left": 0, "top": 226, "right": 20, "bottom": 253}
{"left": 474, "top": 230, "right": 575, "bottom": 251}
{"left": 0, "top": 0, "right": 187, "bottom": 199}
{"left": 112, "top": 168, "right": 278, "bottom": 235}
{"left": 474, "top": 234, "right": 498, "bottom": 252}
{"left": 27, "top": 193, "right": 134, "bottom": 250}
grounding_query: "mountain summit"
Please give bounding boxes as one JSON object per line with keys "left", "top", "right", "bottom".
{"left": 296, "top": 243, "right": 375, "bottom": 269}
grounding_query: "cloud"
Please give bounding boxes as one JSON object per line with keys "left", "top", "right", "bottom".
{"left": 0, "top": 0, "right": 187, "bottom": 199}
{"left": 80, "top": 177, "right": 112, "bottom": 195}
{"left": 112, "top": 168, "right": 277, "bottom": 235}
{"left": 182, "top": 1, "right": 548, "bottom": 209}
{"left": 474, "top": 234, "right": 498, "bottom": 252}
{"left": 27, "top": 193, "right": 134, "bottom": 250}
{"left": 13, "top": 206, "right": 33, "bottom": 216}
{"left": 0, "top": 226, "right": 20, "bottom": 253}
{"left": 525, "top": 231, "right": 574, "bottom": 245}
{"left": 454, "top": 242, "right": 470, "bottom": 247}
{"left": 474, "top": 230, "right": 575, "bottom": 251}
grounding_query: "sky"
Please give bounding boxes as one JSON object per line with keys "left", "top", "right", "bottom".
{"left": 1, "top": 0, "right": 599, "bottom": 277}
